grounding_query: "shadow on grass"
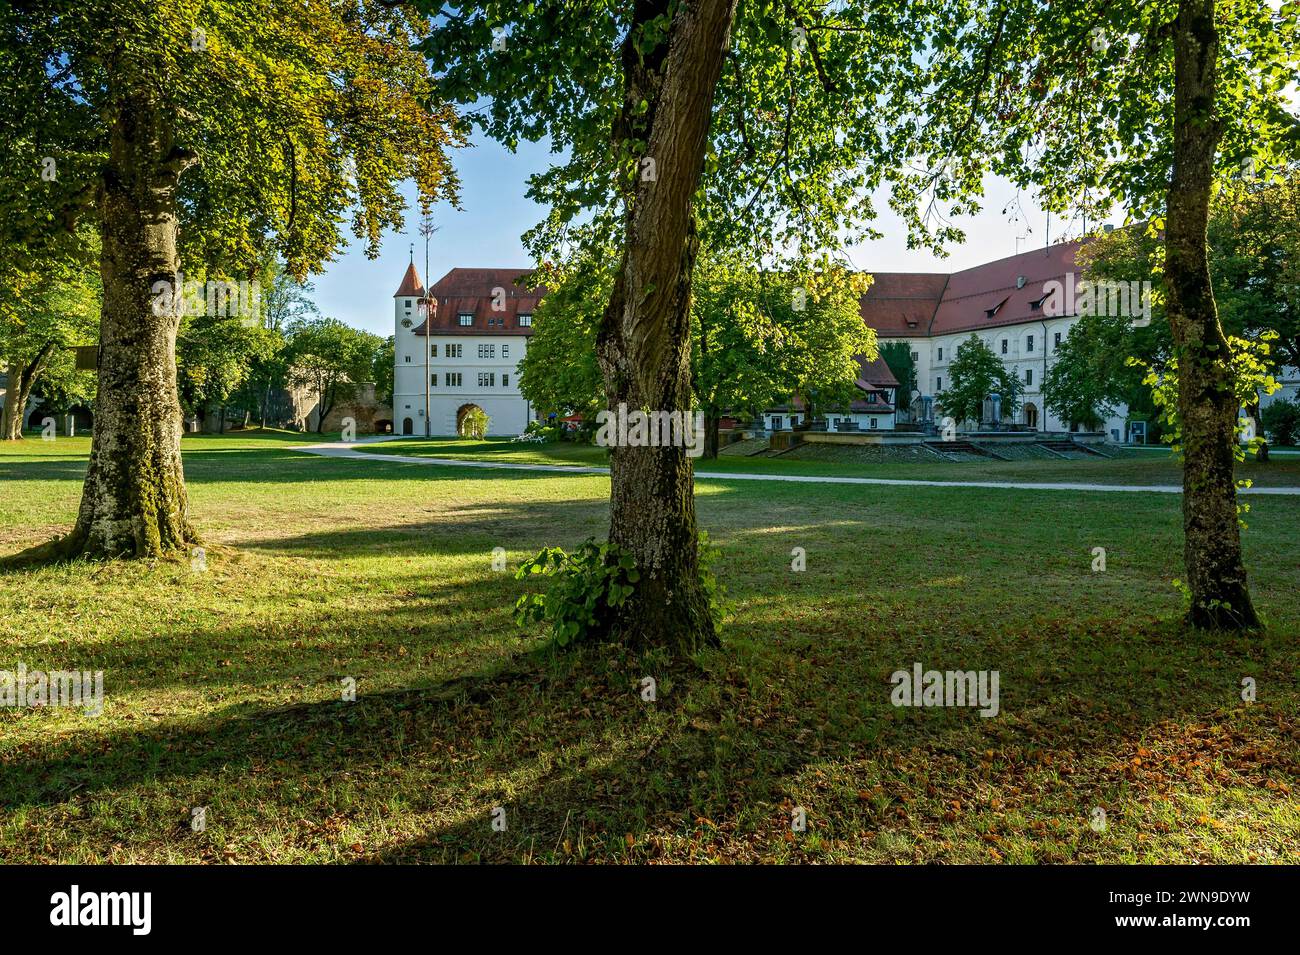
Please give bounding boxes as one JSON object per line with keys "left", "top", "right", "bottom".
{"left": 3, "top": 593, "right": 1297, "bottom": 864}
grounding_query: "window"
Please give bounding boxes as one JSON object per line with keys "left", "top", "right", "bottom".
{"left": 911, "top": 351, "right": 919, "bottom": 362}
{"left": 502, "top": 345, "right": 509, "bottom": 358}
{"left": 446, "top": 343, "right": 462, "bottom": 358}
{"left": 404, "top": 300, "right": 411, "bottom": 310}
{"left": 1053, "top": 332, "right": 1061, "bottom": 349}
{"left": 446, "top": 372, "right": 461, "bottom": 386}
{"left": 404, "top": 355, "right": 411, "bottom": 363}
{"left": 477, "top": 372, "right": 496, "bottom": 387}
{"left": 870, "top": 418, "right": 878, "bottom": 430}
{"left": 1026, "top": 335, "right": 1034, "bottom": 353}
{"left": 1000, "top": 339, "right": 1008, "bottom": 355}
{"left": 478, "top": 344, "right": 496, "bottom": 359}
{"left": 936, "top": 376, "right": 943, "bottom": 391}
{"left": 1025, "top": 369, "right": 1033, "bottom": 385}
{"left": 458, "top": 313, "right": 473, "bottom": 326}
{"left": 518, "top": 314, "right": 533, "bottom": 327}
{"left": 430, "top": 343, "right": 437, "bottom": 357}
{"left": 431, "top": 374, "right": 437, "bottom": 386}
{"left": 937, "top": 347, "right": 944, "bottom": 361}
{"left": 502, "top": 374, "right": 509, "bottom": 387}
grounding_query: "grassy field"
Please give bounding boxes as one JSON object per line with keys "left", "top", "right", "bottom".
{"left": 359, "top": 434, "right": 1300, "bottom": 487}
{"left": 1, "top": 429, "right": 1298, "bottom": 863}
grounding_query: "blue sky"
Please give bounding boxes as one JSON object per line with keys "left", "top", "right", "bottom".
{"left": 315, "top": 130, "right": 1113, "bottom": 338}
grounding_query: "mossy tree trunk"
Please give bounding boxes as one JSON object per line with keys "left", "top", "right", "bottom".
{"left": 595, "top": 0, "right": 737, "bottom": 653}
{"left": 1166, "top": 0, "right": 1261, "bottom": 630}
{"left": 40, "top": 90, "right": 199, "bottom": 562}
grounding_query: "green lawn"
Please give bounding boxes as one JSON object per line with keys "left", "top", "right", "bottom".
{"left": 359, "top": 434, "right": 1300, "bottom": 488}
{"left": 1, "top": 430, "right": 1297, "bottom": 863}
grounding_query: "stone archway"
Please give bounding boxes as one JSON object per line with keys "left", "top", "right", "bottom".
{"left": 456, "top": 403, "right": 488, "bottom": 438}
{"left": 1022, "top": 403, "right": 1039, "bottom": 430}
{"left": 402, "top": 417, "right": 414, "bottom": 435}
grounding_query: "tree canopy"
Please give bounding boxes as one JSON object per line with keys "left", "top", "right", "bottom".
{"left": 938, "top": 335, "right": 1023, "bottom": 426}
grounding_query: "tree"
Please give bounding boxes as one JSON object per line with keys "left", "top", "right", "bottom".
{"left": 880, "top": 342, "right": 918, "bottom": 419}
{"left": 1260, "top": 397, "right": 1300, "bottom": 447}
{"left": 0, "top": 0, "right": 462, "bottom": 564}
{"left": 176, "top": 310, "right": 280, "bottom": 432}
{"left": 516, "top": 257, "right": 608, "bottom": 422}
{"left": 1042, "top": 314, "right": 1142, "bottom": 431}
{"left": 518, "top": 252, "right": 875, "bottom": 458}
{"left": 286, "top": 318, "right": 382, "bottom": 434}
{"left": 459, "top": 406, "right": 490, "bottom": 439}
{"left": 694, "top": 259, "right": 874, "bottom": 455}
{"left": 0, "top": 238, "right": 100, "bottom": 439}
{"left": 249, "top": 258, "right": 319, "bottom": 429}
{"left": 1081, "top": 178, "right": 1300, "bottom": 444}
{"left": 922, "top": 0, "right": 1299, "bottom": 629}
{"left": 373, "top": 337, "right": 396, "bottom": 411}
{"left": 418, "top": 1, "right": 946, "bottom": 651}
{"left": 938, "top": 335, "right": 1022, "bottom": 426}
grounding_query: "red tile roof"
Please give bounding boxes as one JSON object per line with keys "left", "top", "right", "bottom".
{"left": 857, "top": 354, "right": 899, "bottom": 388}
{"left": 860, "top": 239, "right": 1086, "bottom": 339}
{"left": 393, "top": 262, "right": 425, "bottom": 298}
{"left": 859, "top": 272, "right": 948, "bottom": 338}
{"left": 410, "top": 267, "right": 544, "bottom": 337}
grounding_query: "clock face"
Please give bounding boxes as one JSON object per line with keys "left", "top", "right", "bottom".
{"left": 400, "top": 317, "right": 413, "bottom": 328}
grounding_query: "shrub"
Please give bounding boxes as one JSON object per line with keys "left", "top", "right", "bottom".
{"left": 1261, "top": 396, "right": 1300, "bottom": 446}
{"left": 514, "top": 540, "right": 639, "bottom": 647}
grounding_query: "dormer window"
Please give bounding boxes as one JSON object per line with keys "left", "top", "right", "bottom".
{"left": 458, "top": 313, "right": 473, "bottom": 327}
{"left": 518, "top": 314, "right": 533, "bottom": 327}
{"left": 985, "top": 295, "right": 1010, "bottom": 318}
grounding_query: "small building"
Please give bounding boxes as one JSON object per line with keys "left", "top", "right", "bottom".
{"left": 761, "top": 355, "right": 899, "bottom": 433}
{"left": 392, "top": 262, "right": 540, "bottom": 437}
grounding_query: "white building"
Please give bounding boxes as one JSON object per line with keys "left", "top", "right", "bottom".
{"left": 761, "top": 355, "right": 901, "bottom": 432}
{"left": 862, "top": 239, "right": 1131, "bottom": 440}
{"left": 392, "top": 263, "right": 539, "bottom": 437}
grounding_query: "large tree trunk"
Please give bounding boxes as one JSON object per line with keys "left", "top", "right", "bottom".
{"left": 594, "top": 0, "right": 737, "bottom": 653}
{"left": 7, "top": 90, "right": 199, "bottom": 564}
{"left": 1165, "top": 0, "right": 1260, "bottom": 630}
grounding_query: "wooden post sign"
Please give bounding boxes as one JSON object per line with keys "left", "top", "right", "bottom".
{"left": 73, "top": 345, "right": 99, "bottom": 372}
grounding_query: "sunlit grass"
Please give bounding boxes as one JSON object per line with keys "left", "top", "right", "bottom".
{"left": 0, "top": 432, "right": 1296, "bottom": 863}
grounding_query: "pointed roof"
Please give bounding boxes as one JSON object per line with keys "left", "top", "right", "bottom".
{"left": 394, "top": 261, "right": 425, "bottom": 298}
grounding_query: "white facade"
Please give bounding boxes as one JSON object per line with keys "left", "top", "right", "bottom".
{"left": 882, "top": 312, "right": 1129, "bottom": 441}
{"left": 762, "top": 407, "right": 896, "bottom": 433}
{"left": 392, "top": 294, "right": 533, "bottom": 437}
